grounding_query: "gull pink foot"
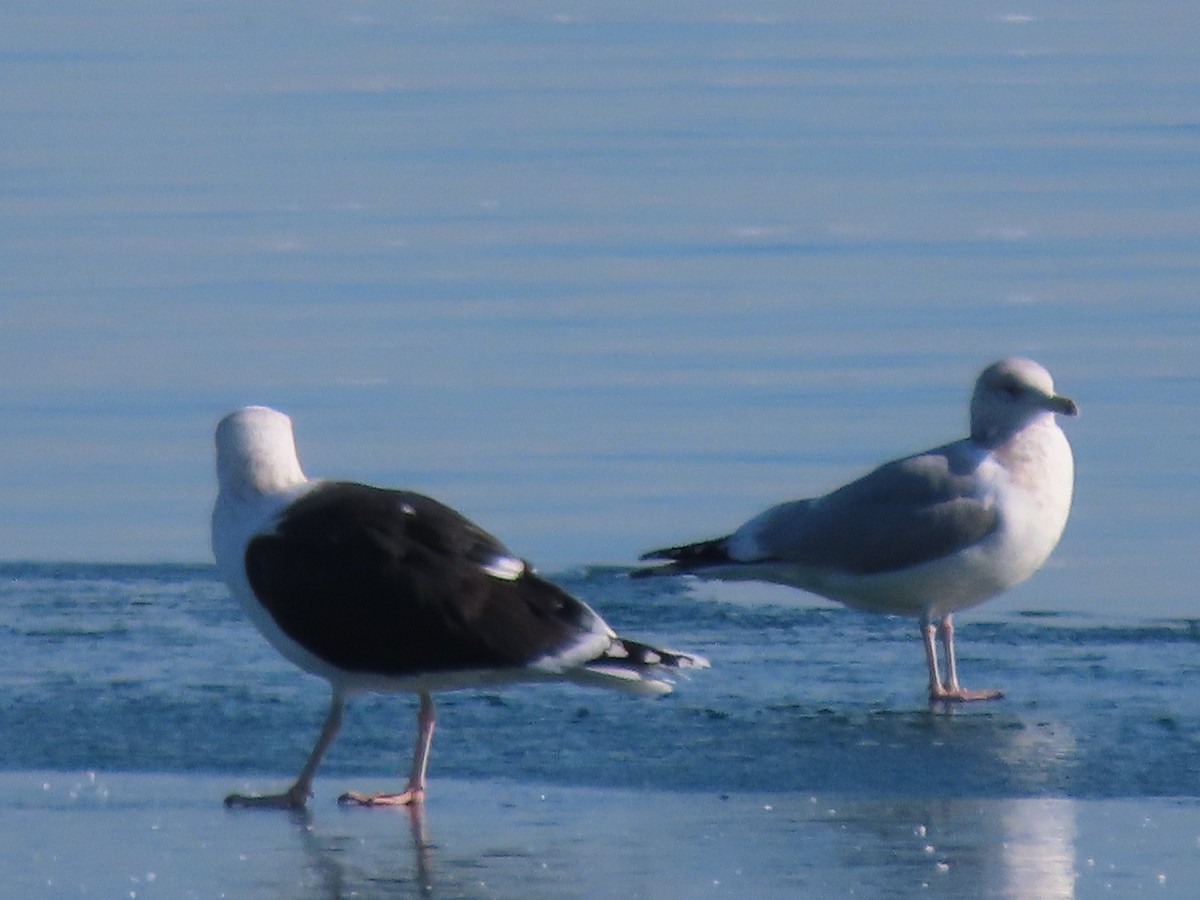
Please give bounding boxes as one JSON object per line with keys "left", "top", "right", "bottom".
{"left": 929, "top": 685, "right": 1004, "bottom": 703}
{"left": 224, "top": 786, "right": 309, "bottom": 810}
{"left": 338, "top": 788, "right": 424, "bottom": 807}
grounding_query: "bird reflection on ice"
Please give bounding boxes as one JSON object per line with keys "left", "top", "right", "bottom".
{"left": 797, "top": 795, "right": 1077, "bottom": 897}
{"left": 999, "top": 799, "right": 1076, "bottom": 900}
{"left": 278, "top": 787, "right": 1083, "bottom": 900}
{"left": 287, "top": 804, "right": 434, "bottom": 899}
{"left": 788, "top": 718, "right": 1080, "bottom": 895}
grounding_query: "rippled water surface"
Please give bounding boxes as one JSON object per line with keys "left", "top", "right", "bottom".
{"left": 0, "top": 1, "right": 1196, "bottom": 622}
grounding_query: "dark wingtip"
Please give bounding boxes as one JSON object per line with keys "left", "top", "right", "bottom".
{"left": 632, "top": 544, "right": 693, "bottom": 575}
{"left": 632, "top": 541, "right": 719, "bottom": 578}
{"left": 639, "top": 537, "right": 732, "bottom": 571}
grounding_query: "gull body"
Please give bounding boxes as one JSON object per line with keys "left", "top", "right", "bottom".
{"left": 638, "top": 358, "right": 1077, "bottom": 702}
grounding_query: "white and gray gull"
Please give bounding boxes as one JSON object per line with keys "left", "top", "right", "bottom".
{"left": 636, "top": 357, "right": 1077, "bottom": 703}
{"left": 212, "top": 406, "right": 707, "bottom": 810}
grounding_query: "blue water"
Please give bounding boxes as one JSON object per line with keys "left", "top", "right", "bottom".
{"left": 4, "top": 562, "right": 1199, "bottom": 801}
{"left": 0, "top": 1, "right": 1197, "bottom": 625}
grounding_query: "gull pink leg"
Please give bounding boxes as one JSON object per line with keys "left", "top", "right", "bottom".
{"left": 226, "top": 689, "right": 346, "bottom": 810}
{"left": 340, "top": 690, "right": 436, "bottom": 807}
{"left": 921, "top": 617, "right": 945, "bottom": 701}
{"left": 931, "top": 614, "right": 1003, "bottom": 703}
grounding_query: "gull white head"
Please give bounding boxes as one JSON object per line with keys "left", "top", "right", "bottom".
{"left": 215, "top": 405, "right": 308, "bottom": 498}
{"left": 969, "top": 358, "right": 1078, "bottom": 445}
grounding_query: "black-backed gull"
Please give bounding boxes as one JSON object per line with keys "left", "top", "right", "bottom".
{"left": 213, "top": 405, "right": 707, "bottom": 809}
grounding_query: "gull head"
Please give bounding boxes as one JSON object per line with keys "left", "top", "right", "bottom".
{"left": 215, "top": 405, "right": 308, "bottom": 497}
{"left": 970, "top": 358, "right": 1078, "bottom": 444}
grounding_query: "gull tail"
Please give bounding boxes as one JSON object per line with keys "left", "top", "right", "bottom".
{"left": 631, "top": 536, "right": 734, "bottom": 578}
{"left": 573, "top": 637, "right": 710, "bottom": 696}
{"left": 606, "top": 637, "right": 709, "bottom": 671}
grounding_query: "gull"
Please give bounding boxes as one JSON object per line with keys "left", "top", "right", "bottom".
{"left": 637, "top": 358, "right": 1077, "bottom": 702}
{"left": 212, "top": 405, "right": 707, "bottom": 810}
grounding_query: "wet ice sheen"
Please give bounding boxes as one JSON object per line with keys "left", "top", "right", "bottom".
{"left": 4, "top": 772, "right": 1198, "bottom": 899}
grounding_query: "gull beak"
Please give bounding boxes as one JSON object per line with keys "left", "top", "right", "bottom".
{"left": 1047, "top": 393, "right": 1079, "bottom": 417}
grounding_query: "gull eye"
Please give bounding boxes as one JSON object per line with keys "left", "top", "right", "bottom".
{"left": 1001, "top": 380, "right": 1023, "bottom": 399}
